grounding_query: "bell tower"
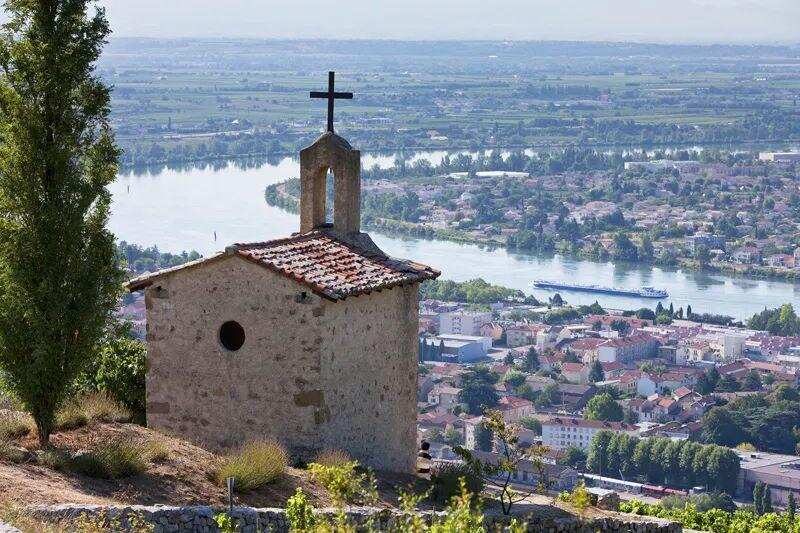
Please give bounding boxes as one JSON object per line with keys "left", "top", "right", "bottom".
{"left": 299, "top": 132, "right": 361, "bottom": 236}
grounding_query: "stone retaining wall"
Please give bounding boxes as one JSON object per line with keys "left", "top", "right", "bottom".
{"left": 26, "top": 504, "right": 682, "bottom": 533}
{"left": 0, "top": 521, "right": 21, "bottom": 533}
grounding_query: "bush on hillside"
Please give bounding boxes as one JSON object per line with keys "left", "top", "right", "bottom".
{"left": 0, "top": 411, "right": 33, "bottom": 440}
{"left": 55, "top": 393, "right": 130, "bottom": 432}
{"left": 214, "top": 441, "right": 288, "bottom": 492}
{"left": 71, "top": 437, "right": 149, "bottom": 479}
{"left": 307, "top": 460, "right": 377, "bottom": 505}
{"left": 430, "top": 461, "right": 485, "bottom": 504}
{"left": 76, "top": 323, "right": 147, "bottom": 423}
{"left": 0, "top": 439, "right": 26, "bottom": 463}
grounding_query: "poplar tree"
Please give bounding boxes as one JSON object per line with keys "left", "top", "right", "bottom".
{"left": 0, "top": 0, "right": 121, "bottom": 445}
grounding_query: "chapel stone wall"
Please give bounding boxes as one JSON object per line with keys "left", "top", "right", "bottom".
{"left": 144, "top": 254, "right": 419, "bottom": 472}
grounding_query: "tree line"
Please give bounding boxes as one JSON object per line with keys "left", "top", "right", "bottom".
{"left": 587, "top": 431, "right": 740, "bottom": 494}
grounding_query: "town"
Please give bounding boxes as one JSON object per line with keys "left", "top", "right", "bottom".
{"left": 268, "top": 149, "right": 800, "bottom": 281}
{"left": 0, "top": 0, "right": 799, "bottom": 531}
{"left": 416, "top": 284, "right": 800, "bottom": 509}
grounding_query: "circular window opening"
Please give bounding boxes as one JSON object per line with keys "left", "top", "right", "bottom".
{"left": 219, "top": 321, "right": 245, "bottom": 351}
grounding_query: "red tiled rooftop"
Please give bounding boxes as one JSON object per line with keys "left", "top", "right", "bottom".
{"left": 562, "top": 362, "right": 586, "bottom": 373}
{"left": 127, "top": 230, "right": 440, "bottom": 301}
{"left": 544, "top": 416, "right": 636, "bottom": 431}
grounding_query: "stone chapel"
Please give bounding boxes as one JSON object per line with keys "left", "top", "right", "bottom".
{"left": 127, "top": 130, "right": 439, "bottom": 473}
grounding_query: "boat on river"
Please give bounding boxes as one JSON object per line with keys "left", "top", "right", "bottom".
{"left": 532, "top": 279, "right": 668, "bottom": 299}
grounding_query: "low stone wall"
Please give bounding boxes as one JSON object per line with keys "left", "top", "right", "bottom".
{"left": 0, "top": 521, "right": 21, "bottom": 533}
{"left": 26, "top": 504, "right": 681, "bottom": 533}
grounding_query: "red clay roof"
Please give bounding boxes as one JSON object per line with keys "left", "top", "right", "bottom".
{"left": 127, "top": 230, "right": 440, "bottom": 301}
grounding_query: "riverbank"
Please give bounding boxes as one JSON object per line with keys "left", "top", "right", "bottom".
{"left": 117, "top": 137, "right": 799, "bottom": 173}
{"left": 264, "top": 183, "right": 800, "bottom": 286}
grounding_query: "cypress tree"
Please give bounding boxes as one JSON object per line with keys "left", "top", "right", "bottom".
{"left": 754, "top": 482, "right": 765, "bottom": 514}
{"left": 788, "top": 492, "right": 796, "bottom": 521}
{"left": 762, "top": 485, "right": 773, "bottom": 514}
{"left": 0, "top": 0, "right": 122, "bottom": 445}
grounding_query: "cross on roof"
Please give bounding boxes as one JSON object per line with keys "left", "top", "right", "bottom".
{"left": 310, "top": 71, "right": 353, "bottom": 133}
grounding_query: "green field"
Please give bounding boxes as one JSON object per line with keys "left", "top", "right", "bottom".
{"left": 98, "top": 39, "right": 800, "bottom": 165}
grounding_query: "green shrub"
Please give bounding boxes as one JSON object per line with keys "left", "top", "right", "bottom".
{"left": 430, "top": 462, "right": 485, "bottom": 504}
{"left": 76, "top": 323, "right": 147, "bottom": 422}
{"left": 0, "top": 411, "right": 33, "bottom": 440}
{"left": 214, "top": 441, "right": 288, "bottom": 492}
{"left": 71, "top": 437, "right": 148, "bottom": 479}
{"left": 620, "top": 499, "right": 800, "bottom": 533}
{"left": 429, "top": 478, "right": 486, "bottom": 533}
{"left": 307, "top": 460, "right": 377, "bottom": 505}
{"left": 569, "top": 481, "right": 592, "bottom": 515}
{"left": 286, "top": 488, "right": 316, "bottom": 532}
{"left": 1, "top": 502, "right": 155, "bottom": 532}
{"left": 0, "top": 376, "right": 23, "bottom": 412}
{"left": 213, "top": 513, "right": 237, "bottom": 533}
{"left": 661, "top": 492, "right": 736, "bottom": 513}
{"left": 37, "top": 448, "right": 70, "bottom": 470}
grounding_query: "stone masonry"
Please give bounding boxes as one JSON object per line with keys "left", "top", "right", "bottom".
{"left": 27, "top": 504, "right": 683, "bottom": 533}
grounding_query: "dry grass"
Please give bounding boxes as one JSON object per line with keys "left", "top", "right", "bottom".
{"left": 0, "top": 410, "right": 34, "bottom": 440}
{"left": 314, "top": 449, "right": 352, "bottom": 468}
{"left": 143, "top": 438, "right": 171, "bottom": 464}
{"left": 36, "top": 448, "right": 70, "bottom": 471}
{"left": 55, "top": 393, "right": 130, "bottom": 432}
{"left": 70, "top": 436, "right": 149, "bottom": 479}
{"left": 214, "top": 440, "right": 288, "bottom": 492}
{"left": 54, "top": 403, "right": 89, "bottom": 431}
{"left": 0, "top": 438, "right": 26, "bottom": 464}
{"left": 80, "top": 392, "right": 131, "bottom": 423}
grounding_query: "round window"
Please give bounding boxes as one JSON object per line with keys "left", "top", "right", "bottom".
{"left": 219, "top": 321, "right": 245, "bottom": 351}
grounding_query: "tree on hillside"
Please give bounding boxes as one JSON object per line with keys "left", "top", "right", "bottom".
{"left": 700, "top": 407, "right": 746, "bottom": 447}
{"left": 762, "top": 485, "right": 774, "bottom": 513}
{"left": 588, "top": 360, "right": 604, "bottom": 383}
{"left": 474, "top": 422, "right": 494, "bottom": 452}
{"left": 753, "top": 482, "right": 765, "bottom": 514}
{"left": 586, "top": 429, "right": 614, "bottom": 475}
{"left": 744, "top": 369, "right": 762, "bottom": 391}
{"left": 585, "top": 393, "right": 624, "bottom": 422}
{"left": 458, "top": 366, "right": 500, "bottom": 415}
{"left": 696, "top": 367, "right": 721, "bottom": 394}
{"left": 522, "top": 346, "right": 540, "bottom": 372}
{"left": 610, "top": 320, "right": 630, "bottom": 335}
{"left": 501, "top": 369, "right": 526, "bottom": 388}
{"left": 559, "top": 446, "right": 588, "bottom": 469}
{"left": 536, "top": 382, "right": 561, "bottom": 407}
{"left": 706, "top": 446, "right": 741, "bottom": 495}
{"left": 0, "top": 0, "right": 122, "bottom": 445}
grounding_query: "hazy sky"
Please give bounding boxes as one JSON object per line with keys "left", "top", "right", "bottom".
{"left": 61, "top": 0, "right": 800, "bottom": 44}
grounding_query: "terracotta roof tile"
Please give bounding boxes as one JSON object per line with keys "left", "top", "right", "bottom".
{"left": 127, "top": 230, "right": 440, "bottom": 301}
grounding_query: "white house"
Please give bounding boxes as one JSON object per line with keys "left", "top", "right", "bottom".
{"left": 439, "top": 311, "right": 493, "bottom": 337}
{"left": 541, "top": 417, "right": 638, "bottom": 451}
{"left": 427, "top": 384, "right": 462, "bottom": 413}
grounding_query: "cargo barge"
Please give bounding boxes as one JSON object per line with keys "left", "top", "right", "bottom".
{"left": 532, "top": 280, "right": 668, "bottom": 299}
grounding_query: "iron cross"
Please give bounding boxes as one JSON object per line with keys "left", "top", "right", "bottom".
{"left": 310, "top": 71, "right": 353, "bottom": 133}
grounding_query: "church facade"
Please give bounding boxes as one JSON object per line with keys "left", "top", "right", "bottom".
{"left": 127, "top": 132, "right": 439, "bottom": 472}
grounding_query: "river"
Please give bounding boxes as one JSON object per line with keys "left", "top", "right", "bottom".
{"left": 109, "top": 153, "right": 800, "bottom": 321}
